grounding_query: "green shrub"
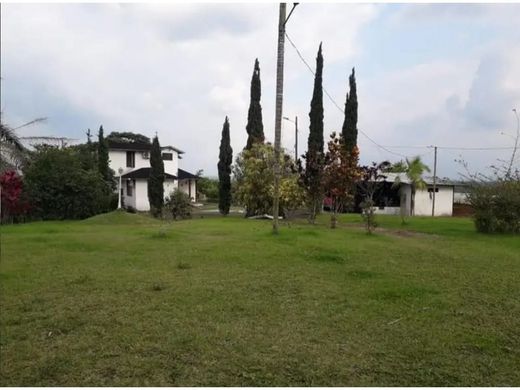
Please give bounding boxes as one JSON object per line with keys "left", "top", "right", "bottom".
{"left": 165, "top": 189, "right": 192, "bottom": 220}
{"left": 24, "top": 146, "right": 113, "bottom": 220}
{"left": 470, "top": 180, "right": 520, "bottom": 234}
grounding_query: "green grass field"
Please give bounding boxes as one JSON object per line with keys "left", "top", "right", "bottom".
{"left": 1, "top": 211, "right": 519, "bottom": 386}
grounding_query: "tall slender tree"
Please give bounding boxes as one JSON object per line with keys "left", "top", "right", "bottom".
{"left": 342, "top": 67, "right": 358, "bottom": 152}
{"left": 245, "top": 58, "right": 264, "bottom": 149}
{"left": 148, "top": 135, "right": 165, "bottom": 216}
{"left": 97, "top": 125, "right": 110, "bottom": 182}
{"left": 300, "top": 43, "right": 325, "bottom": 223}
{"left": 218, "top": 117, "right": 233, "bottom": 215}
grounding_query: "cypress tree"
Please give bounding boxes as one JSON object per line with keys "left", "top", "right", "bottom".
{"left": 97, "top": 125, "right": 110, "bottom": 182}
{"left": 302, "top": 43, "right": 325, "bottom": 223}
{"left": 148, "top": 135, "right": 165, "bottom": 216}
{"left": 342, "top": 67, "right": 358, "bottom": 152}
{"left": 218, "top": 116, "right": 233, "bottom": 215}
{"left": 245, "top": 58, "right": 264, "bottom": 149}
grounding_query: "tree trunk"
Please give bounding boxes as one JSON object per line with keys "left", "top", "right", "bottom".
{"left": 330, "top": 212, "right": 337, "bottom": 229}
{"left": 411, "top": 186, "right": 415, "bottom": 216}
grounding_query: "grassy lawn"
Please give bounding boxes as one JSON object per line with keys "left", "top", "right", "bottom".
{"left": 1, "top": 211, "right": 519, "bottom": 386}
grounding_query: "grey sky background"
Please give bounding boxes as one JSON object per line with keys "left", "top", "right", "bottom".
{"left": 1, "top": 3, "right": 519, "bottom": 178}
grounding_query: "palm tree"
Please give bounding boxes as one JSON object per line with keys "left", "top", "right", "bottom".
{"left": 1, "top": 116, "right": 46, "bottom": 173}
{"left": 0, "top": 122, "right": 26, "bottom": 172}
{"left": 394, "top": 156, "right": 430, "bottom": 221}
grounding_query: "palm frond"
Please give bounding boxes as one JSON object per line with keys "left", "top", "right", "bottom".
{"left": 0, "top": 122, "right": 25, "bottom": 151}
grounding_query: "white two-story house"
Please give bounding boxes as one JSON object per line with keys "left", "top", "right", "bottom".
{"left": 108, "top": 140, "right": 198, "bottom": 211}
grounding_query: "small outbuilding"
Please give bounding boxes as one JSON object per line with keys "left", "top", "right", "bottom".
{"left": 355, "top": 172, "right": 455, "bottom": 217}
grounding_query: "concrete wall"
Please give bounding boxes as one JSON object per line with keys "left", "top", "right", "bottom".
{"left": 414, "top": 186, "right": 453, "bottom": 216}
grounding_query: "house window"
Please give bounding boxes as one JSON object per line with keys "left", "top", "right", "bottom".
{"left": 427, "top": 188, "right": 439, "bottom": 193}
{"left": 126, "top": 180, "right": 133, "bottom": 196}
{"left": 162, "top": 153, "right": 173, "bottom": 161}
{"left": 126, "top": 151, "right": 135, "bottom": 168}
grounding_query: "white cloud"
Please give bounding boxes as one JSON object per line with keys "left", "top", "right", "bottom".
{"left": 1, "top": 3, "right": 378, "bottom": 176}
{"left": 1, "top": 3, "right": 518, "bottom": 179}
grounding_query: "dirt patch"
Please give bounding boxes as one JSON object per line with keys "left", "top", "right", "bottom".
{"left": 376, "top": 227, "right": 439, "bottom": 239}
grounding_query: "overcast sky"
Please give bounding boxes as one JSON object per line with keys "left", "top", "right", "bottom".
{"left": 2, "top": 3, "right": 520, "bottom": 178}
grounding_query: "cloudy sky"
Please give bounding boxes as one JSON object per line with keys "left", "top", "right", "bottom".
{"left": 2, "top": 2, "right": 520, "bottom": 178}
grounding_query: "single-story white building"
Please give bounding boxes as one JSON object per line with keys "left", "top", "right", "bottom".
{"left": 364, "top": 173, "right": 455, "bottom": 217}
{"left": 108, "top": 140, "right": 198, "bottom": 211}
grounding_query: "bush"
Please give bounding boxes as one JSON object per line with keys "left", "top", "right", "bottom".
{"left": 0, "top": 170, "right": 30, "bottom": 223}
{"left": 165, "top": 189, "right": 192, "bottom": 220}
{"left": 233, "top": 143, "right": 301, "bottom": 217}
{"left": 24, "top": 146, "right": 113, "bottom": 220}
{"left": 197, "top": 174, "right": 219, "bottom": 203}
{"left": 470, "top": 180, "right": 520, "bottom": 234}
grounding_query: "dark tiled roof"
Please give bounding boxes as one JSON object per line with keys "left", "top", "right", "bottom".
{"left": 107, "top": 140, "right": 184, "bottom": 154}
{"left": 178, "top": 169, "right": 199, "bottom": 180}
{"left": 107, "top": 140, "right": 151, "bottom": 151}
{"left": 121, "top": 168, "right": 177, "bottom": 180}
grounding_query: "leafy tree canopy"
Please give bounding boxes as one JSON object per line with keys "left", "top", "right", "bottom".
{"left": 233, "top": 143, "right": 304, "bottom": 218}
{"left": 385, "top": 160, "right": 408, "bottom": 173}
{"left": 106, "top": 132, "right": 151, "bottom": 144}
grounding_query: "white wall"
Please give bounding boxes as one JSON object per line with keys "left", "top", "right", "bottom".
{"left": 134, "top": 179, "right": 150, "bottom": 211}
{"left": 164, "top": 179, "right": 178, "bottom": 200}
{"left": 108, "top": 150, "right": 151, "bottom": 175}
{"left": 373, "top": 207, "right": 401, "bottom": 215}
{"left": 121, "top": 178, "right": 136, "bottom": 209}
{"left": 414, "top": 186, "right": 453, "bottom": 216}
{"left": 162, "top": 148, "right": 179, "bottom": 177}
{"left": 131, "top": 178, "right": 179, "bottom": 211}
{"left": 109, "top": 149, "right": 179, "bottom": 177}
{"left": 400, "top": 185, "right": 412, "bottom": 217}
{"left": 178, "top": 179, "right": 196, "bottom": 201}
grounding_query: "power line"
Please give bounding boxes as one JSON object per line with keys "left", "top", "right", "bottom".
{"left": 285, "top": 32, "right": 517, "bottom": 158}
{"left": 435, "top": 146, "right": 515, "bottom": 151}
{"left": 368, "top": 144, "right": 516, "bottom": 151}
{"left": 285, "top": 32, "right": 407, "bottom": 159}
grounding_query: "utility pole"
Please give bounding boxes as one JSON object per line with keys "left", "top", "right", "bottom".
{"left": 432, "top": 145, "right": 437, "bottom": 217}
{"left": 272, "top": 3, "right": 286, "bottom": 234}
{"left": 508, "top": 108, "right": 519, "bottom": 178}
{"left": 294, "top": 115, "right": 298, "bottom": 161}
{"left": 273, "top": 2, "right": 298, "bottom": 234}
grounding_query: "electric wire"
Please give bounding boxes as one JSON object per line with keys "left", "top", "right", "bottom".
{"left": 285, "top": 32, "right": 517, "bottom": 158}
